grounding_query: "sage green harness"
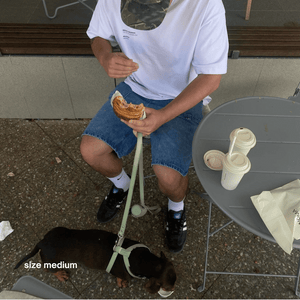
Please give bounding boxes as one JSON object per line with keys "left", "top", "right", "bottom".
{"left": 107, "top": 238, "right": 150, "bottom": 279}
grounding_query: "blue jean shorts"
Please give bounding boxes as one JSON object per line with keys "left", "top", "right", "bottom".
{"left": 83, "top": 82, "right": 203, "bottom": 176}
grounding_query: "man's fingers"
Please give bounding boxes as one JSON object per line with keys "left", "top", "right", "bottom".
{"left": 103, "top": 52, "right": 139, "bottom": 78}
{"left": 107, "top": 67, "right": 137, "bottom": 78}
{"left": 106, "top": 61, "right": 138, "bottom": 78}
{"left": 122, "top": 119, "right": 146, "bottom": 129}
{"left": 133, "top": 130, "right": 148, "bottom": 137}
{"left": 114, "top": 53, "right": 139, "bottom": 69}
{"left": 112, "top": 65, "right": 138, "bottom": 73}
{"left": 116, "top": 60, "right": 139, "bottom": 70}
{"left": 129, "top": 120, "right": 145, "bottom": 127}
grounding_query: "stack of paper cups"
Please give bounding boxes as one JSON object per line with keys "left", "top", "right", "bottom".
{"left": 221, "top": 152, "right": 251, "bottom": 190}
{"left": 229, "top": 128, "right": 256, "bottom": 155}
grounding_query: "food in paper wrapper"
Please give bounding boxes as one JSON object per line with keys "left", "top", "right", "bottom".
{"left": 111, "top": 91, "right": 145, "bottom": 121}
{"left": 251, "top": 179, "right": 300, "bottom": 254}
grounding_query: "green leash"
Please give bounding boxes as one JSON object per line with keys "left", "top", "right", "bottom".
{"left": 106, "top": 132, "right": 145, "bottom": 275}
{"left": 106, "top": 97, "right": 160, "bottom": 276}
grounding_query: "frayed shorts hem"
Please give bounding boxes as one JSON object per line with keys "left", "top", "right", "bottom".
{"left": 81, "top": 132, "right": 128, "bottom": 159}
{"left": 151, "top": 162, "right": 189, "bottom": 177}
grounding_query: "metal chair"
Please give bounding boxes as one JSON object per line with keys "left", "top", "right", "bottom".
{"left": 42, "top": 0, "right": 97, "bottom": 19}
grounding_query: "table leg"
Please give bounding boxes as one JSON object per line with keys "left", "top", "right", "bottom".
{"left": 197, "top": 199, "right": 212, "bottom": 292}
{"left": 194, "top": 191, "right": 300, "bottom": 296}
{"left": 294, "top": 252, "right": 300, "bottom": 297}
{"left": 196, "top": 193, "right": 233, "bottom": 293}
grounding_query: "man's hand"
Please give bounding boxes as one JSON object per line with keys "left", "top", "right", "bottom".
{"left": 121, "top": 107, "right": 165, "bottom": 137}
{"left": 90, "top": 37, "right": 139, "bottom": 78}
{"left": 121, "top": 74, "right": 222, "bottom": 137}
{"left": 101, "top": 52, "right": 139, "bottom": 78}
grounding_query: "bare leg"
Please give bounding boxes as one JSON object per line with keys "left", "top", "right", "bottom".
{"left": 154, "top": 165, "right": 188, "bottom": 252}
{"left": 153, "top": 165, "right": 188, "bottom": 202}
{"left": 80, "top": 135, "right": 122, "bottom": 177}
{"left": 81, "top": 136, "right": 189, "bottom": 200}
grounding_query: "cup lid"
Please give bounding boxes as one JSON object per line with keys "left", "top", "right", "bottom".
{"left": 230, "top": 128, "right": 256, "bottom": 148}
{"left": 224, "top": 152, "right": 251, "bottom": 173}
{"left": 204, "top": 150, "right": 225, "bottom": 171}
{"left": 158, "top": 288, "right": 174, "bottom": 298}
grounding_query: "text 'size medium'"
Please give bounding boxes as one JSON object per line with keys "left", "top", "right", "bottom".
{"left": 24, "top": 261, "right": 77, "bottom": 269}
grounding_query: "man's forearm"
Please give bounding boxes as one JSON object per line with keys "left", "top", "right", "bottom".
{"left": 90, "top": 37, "right": 112, "bottom": 66}
{"left": 160, "top": 74, "right": 222, "bottom": 123}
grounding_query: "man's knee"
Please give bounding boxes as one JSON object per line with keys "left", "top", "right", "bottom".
{"left": 153, "top": 165, "right": 185, "bottom": 189}
{"left": 80, "top": 135, "right": 112, "bottom": 162}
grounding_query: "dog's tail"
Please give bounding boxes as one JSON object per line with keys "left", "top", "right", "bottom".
{"left": 14, "top": 245, "right": 40, "bottom": 269}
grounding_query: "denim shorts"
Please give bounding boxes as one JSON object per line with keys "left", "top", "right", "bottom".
{"left": 83, "top": 82, "right": 203, "bottom": 176}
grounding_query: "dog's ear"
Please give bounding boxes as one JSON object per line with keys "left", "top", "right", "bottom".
{"left": 160, "top": 251, "right": 167, "bottom": 260}
{"left": 144, "top": 277, "right": 161, "bottom": 294}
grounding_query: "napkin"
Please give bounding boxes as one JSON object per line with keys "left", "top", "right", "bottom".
{"left": 0, "top": 221, "right": 14, "bottom": 241}
{"left": 251, "top": 179, "right": 300, "bottom": 254}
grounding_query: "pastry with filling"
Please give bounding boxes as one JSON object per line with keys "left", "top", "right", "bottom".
{"left": 111, "top": 91, "right": 145, "bottom": 121}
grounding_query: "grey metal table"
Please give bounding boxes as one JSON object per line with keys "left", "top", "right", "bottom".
{"left": 192, "top": 91, "right": 300, "bottom": 296}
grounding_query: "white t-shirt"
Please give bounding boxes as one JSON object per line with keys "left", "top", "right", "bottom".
{"left": 87, "top": 0, "right": 228, "bottom": 105}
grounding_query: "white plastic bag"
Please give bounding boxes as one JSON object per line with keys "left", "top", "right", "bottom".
{"left": 250, "top": 179, "right": 300, "bottom": 254}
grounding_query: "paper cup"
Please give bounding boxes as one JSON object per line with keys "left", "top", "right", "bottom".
{"left": 221, "top": 152, "right": 251, "bottom": 190}
{"left": 229, "top": 128, "right": 256, "bottom": 155}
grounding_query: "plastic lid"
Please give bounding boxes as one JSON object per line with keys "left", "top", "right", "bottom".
{"left": 223, "top": 152, "right": 251, "bottom": 174}
{"left": 158, "top": 288, "right": 174, "bottom": 298}
{"left": 230, "top": 128, "right": 256, "bottom": 148}
{"left": 203, "top": 150, "right": 225, "bottom": 171}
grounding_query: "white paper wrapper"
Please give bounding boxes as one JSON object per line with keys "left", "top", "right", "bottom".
{"left": 111, "top": 90, "right": 122, "bottom": 107}
{"left": 0, "top": 221, "right": 14, "bottom": 241}
{"left": 251, "top": 179, "right": 300, "bottom": 254}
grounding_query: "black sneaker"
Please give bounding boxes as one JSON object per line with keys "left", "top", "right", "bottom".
{"left": 165, "top": 209, "right": 187, "bottom": 253}
{"left": 97, "top": 185, "right": 128, "bottom": 223}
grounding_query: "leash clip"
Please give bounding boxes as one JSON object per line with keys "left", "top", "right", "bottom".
{"left": 106, "top": 234, "right": 125, "bottom": 274}
{"left": 113, "top": 234, "right": 124, "bottom": 252}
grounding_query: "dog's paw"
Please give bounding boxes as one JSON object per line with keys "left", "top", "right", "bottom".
{"left": 117, "top": 278, "right": 128, "bottom": 288}
{"left": 54, "top": 270, "right": 69, "bottom": 282}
